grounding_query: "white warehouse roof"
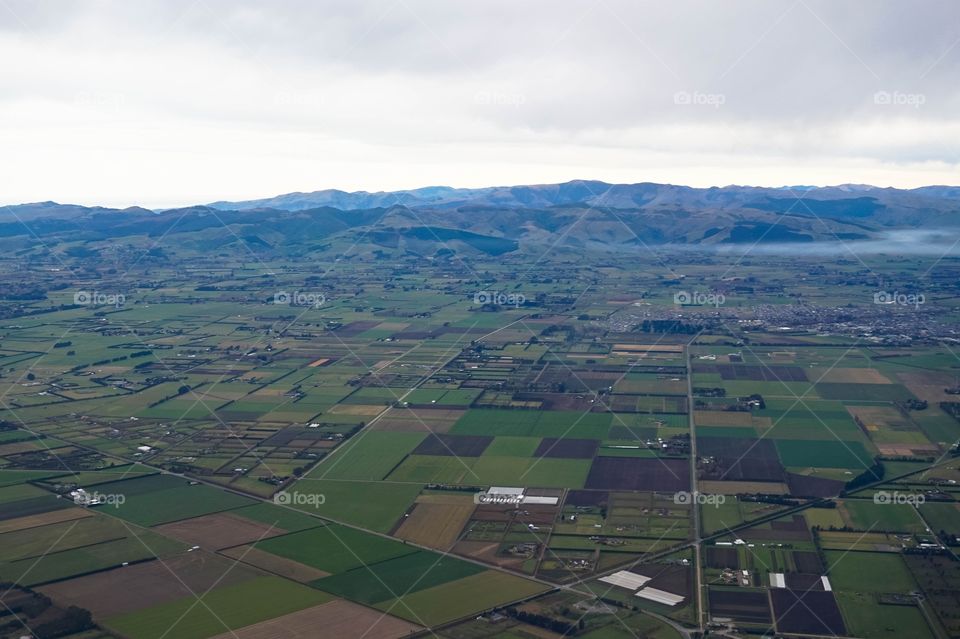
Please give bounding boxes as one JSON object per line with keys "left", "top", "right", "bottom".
{"left": 635, "top": 587, "right": 684, "bottom": 606}
{"left": 598, "top": 571, "right": 652, "bottom": 591}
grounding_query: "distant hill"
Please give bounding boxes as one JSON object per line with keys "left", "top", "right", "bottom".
{"left": 2, "top": 180, "right": 958, "bottom": 257}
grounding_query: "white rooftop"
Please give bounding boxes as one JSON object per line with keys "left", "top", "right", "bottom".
{"left": 521, "top": 495, "right": 559, "bottom": 505}
{"left": 635, "top": 587, "right": 684, "bottom": 606}
{"left": 598, "top": 571, "right": 652, "bottom": 591}
{"left": 487, "top": 486, "right": 524, "bottom": 496}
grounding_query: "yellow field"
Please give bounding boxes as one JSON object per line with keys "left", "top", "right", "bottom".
{"left": 393, "top": 493, "right": 476, "bottom": 550}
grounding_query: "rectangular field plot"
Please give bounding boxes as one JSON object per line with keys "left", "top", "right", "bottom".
{"left": 450, "top": 409, "right": 612, "bottom": 438}
{"left": 312, "top": 551, "right": 484, "bottom": 604}
{"left": 289, "top": 479, "right": 423, "bottom": 532}
{"left": 387, "top": 455, "right": 477, "bottom": 483}
{"left": 708, "top": 587, "right": 772, "bottom": 624}
{"left": 481, "top": 436, "right": 541, "bottom": 457}
{"left": 255, "top": 523, "right": 416, "bottom": 574}
{"left": 584, "top": 457, "right": 689, "bottom": 492}
{"left": 702, "top": 364, "right": 809, "bottom": 382}
{"left": 0, "top": 506, "right": 94, "bottom": 535}
{"left": 698, "top": 437, "right": 785, "bottom": 482}
{"left": 412, "top": 433, "right": 493, "bottom": 457}
{"left": 228, "top": 502, "right": 326, "bottom": 533}
{"left": 370, "top": 407, "right": 466, "bottom": 433}
{"left": 316, "top": 431, "right": 426, "bottom": 480}
{"left": 906, "top": 555, "right": 960, "bottom": 637}
{"left": 836, "top": 592, "right": 934, "bottom": 639}
{"left": 38, "top": 550, "right": 264, "bottom": 618}
{"left": 533, "top": 437, "right": 598, "bottom": 459}
{"left": 469, "top": 456, "right": 591, "bottom": 488}
{"left": 769, "top": 589, "right": 846, "bottom": 636}
{"left": 814, "top": 382, "right": 915, "bottom": 401}
{"left": 373, "top": 570, "right": 548, "bottom": 626}
{"left": 0, "top": 491, "right": 74, "bottom": 522}
{"left": 918, "top": 502, "right": 960, "bottom": 535}
{"left": 90, "top": 474, "right": 256, "bottom": 526}
{"left": 838, "top": 499, "right": 927, "bottom": 534}
{"left": 826, "top": 550, "right": 917, "bottom": 593}
{"left": 0, "top": 517, "right": 186, "bottom": 586}
{"left": 208, "top": 599, "right": 421, "bottom": 639}
{"left": 393, "top": 492, "right": 475, "bottom": 550}
{"left": 104, "top": 576, "right": 331, "bottom": 639}
{"left": 775, "top": 439, "right": 874, "bottom": 470}
{"left": 154, "top": 511, "right": 290, "bottom": 550}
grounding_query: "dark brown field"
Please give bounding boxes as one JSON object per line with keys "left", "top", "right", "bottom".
{"left": 584, "top": 457, "right": 689, "bottom": 492}
{"left": 534, "top": 437, "right": 598, "bottom": 459}
{"left": 708, "top": 587, "right": 771, "bottom": 624}
{"left": 412, "top": 433, "right": 493, "bottom": 457}
{"left": 770, "top": 589, "right": 846, "bottom": 636}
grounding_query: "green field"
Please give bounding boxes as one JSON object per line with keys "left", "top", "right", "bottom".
{"left": 827, "top": 551, "right": 917, "bottom": 593}
{"left": 255, "top": 523, "right": 416, "bottom": 574}
{"left": 451, "top": 410, "right": 611, "bottom": 438}
{"left": 841, "top": 499, "right": 927, "bottom": 534}
{"left": 482, "top": 436, "right": 542, "bottom": 457}
{"left": 835, "top": 592, "right": 934, "bottom": 639}
{"left": 317, "top": 431, "right": 426, "bottom": 480}
{"left": 91, "top": 474, "right": 256, "bottom": 526}
{"left": 375, "top": 570, "right": 549, "bottom": 626}
{"left": 0, "top": 216, "right": 957, "bottom": 637}
{"left": 105, "top": 576, "right": 331, "bottom": 639}
{"left": 775, "top": 439, "right": 874, "bottom": 469}
{"left": 292, "top": 479, "right": 423, "bottom": 532}
{"left": 313, "top": 550, "right": 484, "bottom": 603}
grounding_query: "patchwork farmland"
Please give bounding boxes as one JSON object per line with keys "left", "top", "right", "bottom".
{"left": 0, "top": 237, "right": 958, "bottom": 639}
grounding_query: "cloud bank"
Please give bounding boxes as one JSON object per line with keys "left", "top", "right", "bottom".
{"left": 1, "top": 0, "right": 958, "bottom": 207}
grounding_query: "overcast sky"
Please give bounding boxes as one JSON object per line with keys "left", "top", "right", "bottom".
{"left": 1, "top": 0, "right": 958, "bottom": 208}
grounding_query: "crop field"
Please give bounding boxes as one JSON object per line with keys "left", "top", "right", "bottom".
{"left": 254, "top": 524, "right": 416, "bottom": 574}
{"left": 374, "top": 570, "right": 550, "bottom": 626}
{"left": 208, "top": 599, "right": 421, "bottom": 639}
{"left": 825, "top": 551, "right": 917, "bottom": 593}
{"left": 839, "top": 498, "right": 928, "bottom": 533}
{"left": 312, "top": 551, "right": 485, "bottom": 604}
{"left": 104, "top": 576, "right": 332, "bottom": 639}
{"left": 153, "top": 511, "right": 289, "bottom": 549}
{"left": 90, "top": 474, "right": 257, "bottom": 526}
{"left": 39, "top": 551, "right": 265, "bottom": 618}
{"left": 0, "top": 240, "right": 957, "bottom": 638}
{"left": 393, "top": 492, "right": 477, "bottom": 549}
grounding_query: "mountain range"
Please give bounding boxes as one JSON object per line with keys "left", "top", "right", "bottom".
{"left": 2, "top": 181, "right": 959, "bottom": 257}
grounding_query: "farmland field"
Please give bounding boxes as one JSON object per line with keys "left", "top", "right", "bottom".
{"left": 0, "top": 200, "right": 957, "bottom": 638}
{"left": 104, "top": 577, "right": 332, "bottom": 639}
